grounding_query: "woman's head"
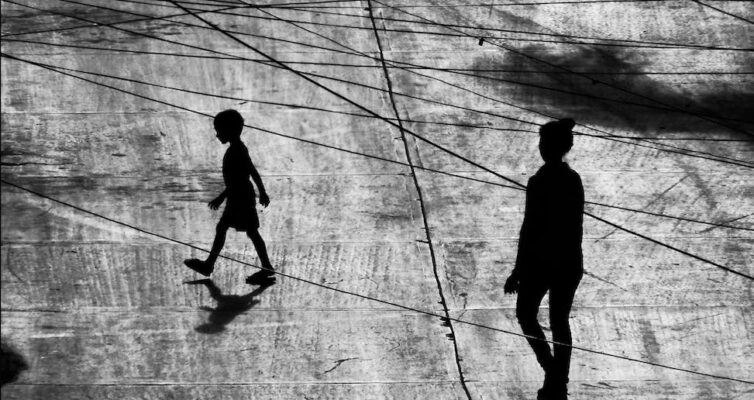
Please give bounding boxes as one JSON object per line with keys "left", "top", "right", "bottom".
{"left": 213, "top": 109, "right": 244, "bottom": 143}
{"left": 538, "top": 118, "right": 575, "bottom": 163}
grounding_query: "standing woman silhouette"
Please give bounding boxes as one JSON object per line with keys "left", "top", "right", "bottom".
{"left": 504, "top": 118, "right": 584, "bottom": 400}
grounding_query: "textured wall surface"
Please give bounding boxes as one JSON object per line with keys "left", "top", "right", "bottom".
{"left": 1, "top": 0, "right": 752, "bottom": 399}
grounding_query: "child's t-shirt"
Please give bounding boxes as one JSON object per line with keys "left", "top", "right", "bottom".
{"left": 223, "top": 141, "right": 255, "bottom": 201}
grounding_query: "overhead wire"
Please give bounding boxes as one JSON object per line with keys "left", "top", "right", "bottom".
{"left": 4, "top": 52, "right": 751, "bottom": 234}
{"left": 691, "top": 0, "right": 754, "bottom": 25}
{"left": 3, "top": 0, "right": 753, "bottom": 387}
{"left": 9, "top": 0, "right": 754, "bottom": 134}
{"left": 243, "top": 6, "right": 754, "bottom": 167}
{"left": 13, "top": 0, "right": 750, "bottom": 167}
{"left": 370, "top": 0, "right": 754, "bottom": 138}
{"left": 3, "top": 178, "right": 751, "bottom": 385}
{"left": 167, "top": 0, "right": 754, "bottom": 280}
{"left": 3, "top": 0, "right": 753, "bottom": 272}
{"left": 195, "top": 4, "right": 754, "bottom": 52}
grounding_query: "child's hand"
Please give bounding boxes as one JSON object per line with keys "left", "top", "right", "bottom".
{"left": 504, "top": 275, "right": 519, "bottom": 294}
{"left": 259, "top": 192, "right": 270, "bottom": 207}
{"left": 208, "top": 196, "right": 224, "bottom": 210}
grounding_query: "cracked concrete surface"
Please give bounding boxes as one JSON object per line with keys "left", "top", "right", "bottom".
{"left": 1, "top": 0, "right": 752, "bottom": 399}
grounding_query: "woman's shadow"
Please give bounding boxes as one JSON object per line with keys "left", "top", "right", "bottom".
{"left": 185, "top": 276, "right": 276, "bottom": 334}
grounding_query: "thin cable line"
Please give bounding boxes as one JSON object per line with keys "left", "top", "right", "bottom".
{"left": 371, "top": 0, "right": 753, "bottom": 138}
{"left": 4, "top": 52, "right": 751, "bottom": 233}
{"left": 5, "top": 2, "right": 752, "bottom": 167}
{"left": 10, "top": 0, "right": 754, "bottom": 138}
{"left": 167, "top": 0, "right": 754, "bottom": 280}
{"left": 208, "top": 3, "right": 754, "bottom": 52}
{"left": 115, "top": 0, "right": 754, "bottom": 130}
{"left": 691, "top": 0, "right": 754, "bottom": 25}
{"left": 4, "top": 4, "right": 752, "bottom": 277}
{"left": 6, "top": 40, "right": 754, "bottom": 146}
{"left": 0, "top": 52, "right": 526, "bottom": 190}
{"left": 247, "top": 6, "right": 754, "bottom": 168}
{"left": 2, "top": 178, "right": 752, "bottom": 385}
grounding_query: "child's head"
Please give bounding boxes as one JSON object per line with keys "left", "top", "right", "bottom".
{"left": 213, "top": 109, "right": 244, "bottom": 143}
{"left": 538, "top": 118, "right": 575, "bottom": 163}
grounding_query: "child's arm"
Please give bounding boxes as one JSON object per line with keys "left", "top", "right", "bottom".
{"left": 209, "top": 189, "right": 227, "bottom": 210}
{"left": 248, "top": 157, "right": 269, "bottom": 207}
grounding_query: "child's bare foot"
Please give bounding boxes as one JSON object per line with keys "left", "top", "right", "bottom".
{"left": 184, "top": 259, "right": 214, "bottom": 277}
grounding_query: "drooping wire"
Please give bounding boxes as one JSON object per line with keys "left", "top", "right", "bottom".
{"left": 3, "top": 1, "right": 752, "bottom": 279}
{"left": 183, "top": 3, "right": 754, "bottom": 52}
{"left": 370, "top": 0, "right": 754, "bottom": 138}
{"left": 173, "top": 0, "right": 754, "bottom": 280}
{"left": 691, "top": 0, "right": 754, "bottom": 25}
{"left": 4, "top": 52, "right": 751, "bottom": 234}
{"left": 9, "top": 0, "right": 754, "bottom": 136}
{"left": 2, "top": 178, "right": 753, "bottom": 385}
{"left": 245, "top": 6, "right": 754, "bottom": 167}
{"left": 12, "top": 0, "right": 750, "bottom": 167}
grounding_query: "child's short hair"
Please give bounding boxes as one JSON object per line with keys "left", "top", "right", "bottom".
{"left": 214, "top": 109, "right": 245, "bottom": 137}
{"left": 539, "top": 118, "right": 575, "bottom": 156}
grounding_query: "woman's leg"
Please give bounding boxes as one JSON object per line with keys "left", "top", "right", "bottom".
{"left": 548, "top": 272, "right": 582, "bottom": 391}
{"left": 516, "top": 281, "right": 552, "bottom": 372}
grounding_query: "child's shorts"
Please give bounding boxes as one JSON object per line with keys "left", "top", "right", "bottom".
{"left": 220, "top": 197, "right": 259, "bottom": 232}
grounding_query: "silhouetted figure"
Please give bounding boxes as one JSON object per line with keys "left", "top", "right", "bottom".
{"left": 1, "top": 340, "right": 28, "bottom": 387}
{"left": 504, "top": 118, "right": 584, "bottom": 400}
{"left": 186, "top": 278, "right": 275, "bottom": 334}
{"left": 185, "top": 110, "right": 275, "bottom": 282}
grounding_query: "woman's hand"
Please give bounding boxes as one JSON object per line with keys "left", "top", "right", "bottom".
{"left": 504, "top": 275, "right": 519, "bottom": 294}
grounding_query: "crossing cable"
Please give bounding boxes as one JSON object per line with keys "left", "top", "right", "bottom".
{"left": 2, "top": 178, "right": 753, "bottom": 385}
{"left": 691, "top": 0, "right": 754, "bottom": 25}
{"left": 261, "top": 0, "right": 748, "bottom": 9}
{"left": 4, "top": 4, "right": 752, "bottom": 169}
{"left": 267, "top": 4, "right": 754, "bottom": 51}
{"left": 62, "top": 0, "right": 754, "bottom": 138}
{"left": 9, "top": 0, "right": 754, "bottom": 137}
{"left": 5, "top": 41, "right": 754, "bottom": 148}
{"left": 4, "top": 3, "right": 753, "bottom": 277}
{"left": 370, "top": 0, "right": 754, "bottom": 138}
{"left": 35, "top": 0, "right": 749, "bottom": 167}
{"left": 364, "top": 0, "right": 471, "bottom": 397}
{"left": 11, "top": 35, "right": 753, "bottom": 80}
{"left": 0, "top": 51, "right": 528, "bottom": 191}
{"left": 183, "top": 4, "right": 754, "bottom": 52}
{"left": 6, "top": 40, "right": 749, "bottom": 152}
{"left": 4, "top": 52, "right": 751, "bottom": 234}
{"left": 243, "top": 6, "right": 754, "bottom": 168}
{"left": 178, "top": 0, "right": 754, "bottom": 280}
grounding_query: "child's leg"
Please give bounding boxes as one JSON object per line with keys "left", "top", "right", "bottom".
{"left": 247, "top": 229, "right": 273, "bottom": 271}
{"left": 206, "top": 221, "right": 231, "bottom": 267}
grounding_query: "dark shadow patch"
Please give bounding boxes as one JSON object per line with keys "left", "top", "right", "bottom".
{"left": 1, "top": 340, "right": 29, "bottom": 387}
{"left": 469, "top": 45, "right": 754, "bottom": 137}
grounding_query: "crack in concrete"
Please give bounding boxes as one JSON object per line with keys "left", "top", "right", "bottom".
{"left": 366, "top": 3, "right": 472, "bottom": 399}
{"left": 321, "top": 357, "right": 359, "bottom": 375}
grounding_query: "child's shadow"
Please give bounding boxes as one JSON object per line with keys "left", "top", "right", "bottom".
{"left": 185, "top": 278, "right": 275, "bottom": 334}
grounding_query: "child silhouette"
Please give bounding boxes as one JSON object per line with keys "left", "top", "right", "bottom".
{"left": 185, "top": 109, "right": 275, "bottom": 282}
{"left": 504, "top": 118, "right": 584, "bottom": 400}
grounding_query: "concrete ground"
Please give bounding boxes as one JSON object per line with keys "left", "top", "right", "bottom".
{"left": 1, "top": 0, "right": 752, "bottom": 399}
